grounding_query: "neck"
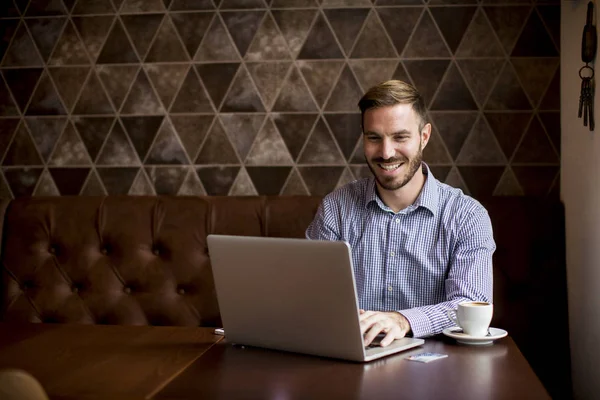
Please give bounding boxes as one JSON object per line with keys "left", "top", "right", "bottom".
{"left": 376, "top": 166, "right": 426, "bottom": 213}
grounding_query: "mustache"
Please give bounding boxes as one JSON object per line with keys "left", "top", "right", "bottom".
{"left": 370, "top": 157, "right": 406, "bottom": 164}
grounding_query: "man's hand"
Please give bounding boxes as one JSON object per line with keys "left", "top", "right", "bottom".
{"left": 359, "top": 310, "right": 412, "bottom": 347}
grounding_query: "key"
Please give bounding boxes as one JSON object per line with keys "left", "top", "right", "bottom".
{"left": 588, "top": 80, "right": 595, "bottom": 130}
{"left": 579, "top": 78, "right": 587, "bottom": 118}
{"left": 583, "top": 79, "right": 589, "bottom": 126}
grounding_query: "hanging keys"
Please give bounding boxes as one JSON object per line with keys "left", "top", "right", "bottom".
{"left": 578, "top": 66, "right": 595, "bottom": 131}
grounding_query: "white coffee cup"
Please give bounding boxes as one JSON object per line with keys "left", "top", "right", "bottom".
{"left": 446, "top": 301, "right": 493, "bottom": 337}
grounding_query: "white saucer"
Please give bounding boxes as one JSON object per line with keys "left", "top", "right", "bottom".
{"left": 442, "top": 327, "right": 508, "bottom": 345}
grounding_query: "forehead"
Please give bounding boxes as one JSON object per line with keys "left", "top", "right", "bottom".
{"left": 363, "top": 104, "right": 420, "bottom": 134}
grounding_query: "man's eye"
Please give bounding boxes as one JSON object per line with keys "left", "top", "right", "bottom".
{"left": 395, "top": 136, "right": 408, "bottom": 141}
{"left": 367, "top": 136, "right": 380, "bottom": 141}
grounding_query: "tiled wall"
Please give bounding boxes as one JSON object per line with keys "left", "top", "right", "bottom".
{"left": 0, "top": 0, "right": 560, "bottom": 198}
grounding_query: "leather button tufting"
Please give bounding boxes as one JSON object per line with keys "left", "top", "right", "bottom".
{"left": 72, "top": 285, "right": 79, "bottom": 293}
{"left": 49, "top": 246, "right": 56, "bottom": 254}
{"left": 177, "top": 287, "right": 185, "bottom": 295}
{"left": 152, "top": 247, "right": 160, "bottom": 256}
{"left": 101, "top": 247, "right": 109, "bottom": 255}
{"left": 123, "top": 286, "right": 132, "bottom": 294}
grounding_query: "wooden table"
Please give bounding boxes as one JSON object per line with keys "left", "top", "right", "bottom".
{"left": 0, "top": 323, "right": 550, "bottom": 399}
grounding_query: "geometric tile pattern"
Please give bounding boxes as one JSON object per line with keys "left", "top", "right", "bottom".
{"left": 0, "top": 0, "right": 560, "bottom": 199}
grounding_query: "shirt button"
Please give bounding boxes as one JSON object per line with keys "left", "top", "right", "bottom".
{"left": 395, "top": 219, "right": 400, "bottom": 224}
{"left": 388, "top": 286, "right": 393, "bottom": 292}
{"left": 390, "top": 251, "right": 395, "bottom": 257}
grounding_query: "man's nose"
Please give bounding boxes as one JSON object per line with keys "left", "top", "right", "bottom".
{"left": 381, "top": 139, "right": 395, "bottom": 160}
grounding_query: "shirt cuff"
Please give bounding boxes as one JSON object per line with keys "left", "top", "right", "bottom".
{"left": 397, "top": 309, "right": 433, "bottom": 338}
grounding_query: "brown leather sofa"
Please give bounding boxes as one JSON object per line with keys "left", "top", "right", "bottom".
{"left": 0, "top": 195, "right": 571, "bottom": 398}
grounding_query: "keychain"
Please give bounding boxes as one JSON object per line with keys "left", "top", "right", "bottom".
{"left": 579, "top": 1, "right": 597, "bottom": 131}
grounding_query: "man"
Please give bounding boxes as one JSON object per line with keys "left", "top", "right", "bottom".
{"left": 305, "top": 80, "right": 495, "bottom": 347}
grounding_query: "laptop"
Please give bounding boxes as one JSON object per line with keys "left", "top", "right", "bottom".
{"left": 206, "top": 235, "right": 424, "bottom": 362}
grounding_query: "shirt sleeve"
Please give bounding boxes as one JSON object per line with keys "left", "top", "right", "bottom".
{"left": 305, "top": 197, "right": 341, "bottom": 241}
{"left": 397, "top": 205, "right": 496, "bottom": 338}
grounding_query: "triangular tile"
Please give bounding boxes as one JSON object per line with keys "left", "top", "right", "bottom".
{"left": 163, "top": 0, "right": 173, "bottom": 10}
{"left": 485, "top": 63, "right": 531, "bottom": 110}
{"left": 80, "top": 169, "right": 106, "bottom": 195}
{"left": 221, "top": 11, "right": 265, "bottom": 57}
{"left": 72, "top": 16, "right": 114, "bottom": 62}
{"left": 73, "top": 71, "right": 114, "bottom": 114}
{"left": 0, "top": 19, "right": 19, "bottom": 66}
{"left": 3, "top": 69, "right": 44, "bottom": 114}
{"left": 298, "top": 117, "right": 345, "bottom": 164}
{"left": 120, "top": 0, "right": 166, "bottom": 12}
{"left": 178, "top": 168, "right": 206, "bottom": 196}
{"left": 128, "top": 168, "right": 155, "bottom": 195}
{"left": 26, "top": 17, "right": 66, "bottom": 62}
{"left": 493, "top": 167, "right": 523, "bottom": 196}
{"left": 2, "top": 22, "right": 44, "bottom": 67}
{"left": 484, "top": 6, "right": 530, "bottom": 55}
{"left": 221, "top": 66, "right": 266, "bottom": 112}
{"left": 429, "top": 111, "right": 477, "bottom": 160}
{"left": 430, "top": 63, "right": 477, "bottom": 111}
{"left": 423, "top": 128, "right": 452, "bottom": 164}
{"left": 121, "top": 14, "right": 163, "bottom": 60}
{"left": 48, "top": 66, "right": 89, "bottom": 112}
{"left": 25, "top": 0, "right": 67, "bottom": 16}
{"left": 48, "top": 122, "right": 91, "bottom": 165}
{"left": 323, "top": 8, "right": 368, "bottom": 55}
{"left": 72, "top": 116, "right": 114, "bottom": 161}
{"left": 428, "top": 165, "right": 452, "bottom": 182}
{"left": 324, "top": 113, "right": 362, "bottom": 160}
{"left": 325, "top": 65, "right": 363, "bottom": 112}
{"left": 96, "top": 122, "right": 140, "bottom": 165}
{"left": 271, "top": 0, "right": 318, "bottom": 6}
{"left": 170, "top": 11, "right": 214, "bottom": 58}
{"left": 297, "top": 61, "right": 344, "bottom": 108}
{"left": 25, "top": 71, "right": 67, "bottom": 115}
{"left": 96, "top": 65, "right": 139, "bottom": 111}
{"left": 512, "top": 115, "right": 558, "bottom": 163}
{"left": 349, "top": 165, "right": 371, "bottom": 180}
{"left": 272, "top": 9, "right": 316, "bottom": 58}
{"left": 349, "top": 138, "right": 366, "bottom": 164}
{"left": 145, "top": 166, "right": 188, "bottom": 194}
{"left": 33, "top": 169, "right": 60, "bottom": 196}
{"left": 220, "top": 0, "right": 266, "bottom": 8}
{"left": 457, "top": 166, "right": 504, "bottom": 197}
{"left": 97, "top": 167, "right": 139, "bottom": 194}
{"left": 96, "top": 19, "right": 139, "bottom": 63}
{"left": 196, "top": 63, "right": 240, "bottom": 109}
{"left": 537, "top": 6, "right": 559, "bottom": 50}
{"left": 229, "top": 167, "right": 258, "bottom": 195}
{"left": 538, "top": 111, "right": 560, "bottom": 152}
{"left": 0, "top": 75, "right": 20, "bottom": 116}
{"left": 511, "top": 58, "right": 559, "bottom": 107}
{"left": 281, "top": 168, "right": 308, "bottom": 195}
{"left": 404, "top": 60, "right": 449, "bottom": 107}
{"left": 171, "top": 115, "right": 214, "bottom": 160}
{"left": 322, "top": 0, "right": 370, "bottom": 6}
{"left": 170, "top": 67, "right": 213, "bottom": 113}
{"left": 539, "top": 68, "right": 559, "bottom": 110}
{"left": 512, "top": 10, "right": 557, "bottom": 56}
{"left": 456, "top": 117, "right": 505, "bottom": 164}
{"left": 48, "top": 20, "right": 90, "bottom": 65}
{"left": 246, "top": 166, "right": 291, "bottom": 195}
{"left": 444, "top": 166, "right": 468, "bottom": 193}
{"left": 246, "top": 118, "right": 293, "bottom": 165}
{"left": 430, "top": 6, "right": 476, "bottom": 53}
{"left": 391, "top": 61, "right": 415, "bottom": 83}
{"left": 121, "top": 69, "right": 165, "bottom": 115}
{"left": 298, "top": 166, "right": 344, "bottom": 196}
{"left": 350, "top": 60, "right": 397, "bottom": 92}
{"left": 145, "top": 16, "right": 189, "bottom": 62}
{"left": 377, "top": 7, "right": 422, "bottom": 56}
{"left": 220, "top": 113, "right": 265, "bottom": 160}
{"left": 145, "top": 120, "right": 189, "bottom": 164}
{"left": 196, "top": 166, "right": 239, "bottom": 195}
{"left": 72, "top": 0, "right": 115, "bottom": 14}
{"left": 0, "top": 1, "right": 21, "bottom": 18}
{"left": 272, "top": 113, "right": 317, "bottom": 161}
{"left": 13, "top": 0, "right": 30, "bottom": 14}
{"left": 49, "top": 167, "right": 90, "bottom": 194}
{"left": 120, "top": 115, "right": 164, "bottom": 160}
{"left": 195, "top": 119, "right": 240, "bottom": 163}
{"left": 194, "top": 15, "right": 240, "bottom": 61}
{"left": 297, "top": 13, "right": 344, "bottom": 59}
{"left": 63, "top": 0, "right": 78, "bottom": 11}
{"left": 271, "top": 67, "right": 317, "bottom": 112}
{"left": 351, "top": 10, "right": 396, "bottom": 58}
{"left": 455, "top": 9, "right": 503, "bottom": 57}
{"left": 246, "top": 62, "right": 290, "bottom": 110}
{"left": 336, "top": 167, "right": 356, "bottom": 190}
{"left": 145, "top": 64, "right": 189, "bottom": 109}
{"left": 3, "top": 167, "right": 43, "bottom": 196}
{"left": 457, "top": 59, "right": 504, "bottom": 107}
{"left": 0, "top": 119, "right": 21, "bottom": 161}
{"left": 246, "top": 13, "right": 291, "bottom": 61}
{"left": 512, "top": 166, "right": 558, "bottom": 196}
{"left": 3, "top": 123, "right": 43, "bottom": 165}
{"left": 403, "top": 11, "right": 449, "bottom": 57}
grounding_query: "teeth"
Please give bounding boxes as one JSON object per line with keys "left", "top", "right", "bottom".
{"left": 380, "top": 164, "right": 400, "bottom": 171}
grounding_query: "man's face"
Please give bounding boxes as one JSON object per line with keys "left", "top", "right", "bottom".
{"left": 363, "top": 104, "right": 430, "bottom": 192}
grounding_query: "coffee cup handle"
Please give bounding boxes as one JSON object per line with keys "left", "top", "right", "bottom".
{"left": 446, "top": 309, "right": 460, "bottom": 327}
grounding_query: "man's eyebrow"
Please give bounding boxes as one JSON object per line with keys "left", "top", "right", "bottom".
{"left": 363, "top": 130, "right": 411, "bottom": 136}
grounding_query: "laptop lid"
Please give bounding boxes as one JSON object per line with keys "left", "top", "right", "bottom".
{"left": 207, "top": 235, "right": 423, "bottom": 362}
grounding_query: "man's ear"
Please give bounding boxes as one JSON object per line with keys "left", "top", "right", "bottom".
{"left": 420, "top": 123, "right": 432, "bottom": 149}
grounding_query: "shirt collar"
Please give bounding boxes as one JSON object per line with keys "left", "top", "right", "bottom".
{"left": 365, "top": 162, "right": 439, "bottom": 216}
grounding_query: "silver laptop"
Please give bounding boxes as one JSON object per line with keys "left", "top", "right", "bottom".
{"left": 207, "top": 235, "right": 424, "bottom": 362}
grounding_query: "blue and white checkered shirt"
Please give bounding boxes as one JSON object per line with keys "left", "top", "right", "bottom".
{"left": 305, "top": 163, "right": 495, "bottom": 338}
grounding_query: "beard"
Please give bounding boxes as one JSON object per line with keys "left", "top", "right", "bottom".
{"left": 366, "top": 145, "right": 423, "bottom": 191}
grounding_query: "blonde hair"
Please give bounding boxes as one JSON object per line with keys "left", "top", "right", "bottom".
{"left": 358, "top": 80, "right": 427, "bottom": 131}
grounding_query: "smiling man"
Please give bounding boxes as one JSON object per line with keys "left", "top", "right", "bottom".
{"left": 306, "top": 80, "right": 496, "bottom": 346}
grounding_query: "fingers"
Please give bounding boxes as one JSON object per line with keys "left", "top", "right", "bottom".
{"left": 360, "top": 311, "right": 407, "bottom": 347}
